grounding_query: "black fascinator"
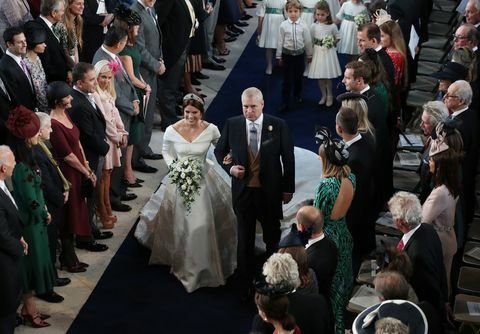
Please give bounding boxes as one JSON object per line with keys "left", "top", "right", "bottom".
{"left": 279, "top": 224, "right": 312, "bottom": 248}
{"left": 114, "top": 5, "right": 142, "bottom": 26}
{"left": 254, "top": 275, "right": 296, "bottom": 297}
{"left": 315, "top": 126, "right": 349, "bottom": 166}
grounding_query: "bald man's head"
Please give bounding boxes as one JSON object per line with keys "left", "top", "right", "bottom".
{"left": 296, "top": 206, "right": 324, "bottom": 233}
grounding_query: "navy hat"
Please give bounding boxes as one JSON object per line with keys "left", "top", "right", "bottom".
{"left": 431, "top": 62, "right": 468, "bottom": 81}
{"left": 279, "top": 224, "right": 305, "bottom": 248}
{"left": 352, "top": 300, "right": 428, "bottom": 334}
{"left": 47, "top": 81, "right": 73, "bottom": 108}
{"left": 23, "top": 21, "right": 47, "bottom": 47}
{"left": 336, "top": 92, "right": 368, "bottom": 103}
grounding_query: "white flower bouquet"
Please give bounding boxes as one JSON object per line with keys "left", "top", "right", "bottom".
{"left": 321, "top": 35, "right": 335, "bottom": 49}
{"left": 169, "top": 157, "right": 203, "bottom": 213}
{"left": 354, "top": 13, "right": 367, "bottom": 27}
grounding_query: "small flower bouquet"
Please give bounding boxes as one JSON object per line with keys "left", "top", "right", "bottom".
{"left": 169, "top": 157, "right": 203, "bottom": 213}
{"left": 321, "top": 35, "right": 335, "bottom": 49}
{"left": 354, "top": 13, "right": 367, "bottom": 27}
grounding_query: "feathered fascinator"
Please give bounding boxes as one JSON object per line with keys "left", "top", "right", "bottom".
{"left": 114, "top": 5, "right": 142, "bottom": 26}
{"left": 315, "top": 126, "right": 349, "bottom": 166}
{"left": 254, "top": 275, "right": 296, "bottom": 297}
{"left": 107, "top": 59, "right": 120, "bottom": 75}
{"left": 374, "top": 9, "right": 393, "bottom": 26}
{"left": 429, "top": 122, "right": 453, "bottom": 156}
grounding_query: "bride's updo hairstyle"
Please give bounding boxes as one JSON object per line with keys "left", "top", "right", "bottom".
{"left": 183, "top": 93, "right": 205, "bottom": 115}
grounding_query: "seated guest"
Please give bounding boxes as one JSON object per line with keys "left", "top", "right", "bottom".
{"left": 296, "top": 205, "right": 337, "bottom": 301}
{"left": 277, "top": 224, "right": 319, "bottom": 295}
{"left": 374, "top": 318, "right": 409, "bottom": 334}
{"left": 388, "top": 191, "right": 448, "bottom": 320}
{"left": 251, "top": 253, "right": 333, "bottom": 334}
{"left": 0, "top": 27, "right": 37, "bottom": 111}
{"left": 0, "top": 145, "right": 26, "bottom": 333}
{"left": 379, "top": 249, "right": 418, "bottom": 303}
{"left": 336, "top": 106, "right": 376, "bottom": 273}
{"left": 6, "top": 106, "right": 61, "bottom": 326}
{"left": 431, "top": 62, "right": 468, "bottom": 101}
{"left": 418, "top": 101, "right": 449, "bottom": 202}
{"left": 33, "top": 112, "right": 71, "bottom": 288}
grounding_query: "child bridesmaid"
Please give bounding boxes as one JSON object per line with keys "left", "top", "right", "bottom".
{"left": 257, "top": 0, "right": 287, "bottom": 74}
{"left": 335, "top": 0, "right": 369, "bottom": 56}
{"left": 308, "top": 0, "right": 341, "bottom": 107}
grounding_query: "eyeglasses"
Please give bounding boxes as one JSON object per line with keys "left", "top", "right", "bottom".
{"left": 444, "top": 94, "right": 461, "bottom": 99}
{"left": 452, "top": 34, "right": 469, "bottom": 40}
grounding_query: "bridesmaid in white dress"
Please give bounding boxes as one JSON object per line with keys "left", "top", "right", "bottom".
{"left": 135, "top": 94, "right": 237, "bottom": 293}
{"left": 335, "top": 0, "right": 368, "bottom": 55}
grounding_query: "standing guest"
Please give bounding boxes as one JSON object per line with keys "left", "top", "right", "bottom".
{"left": 0, "top": 0, "right": 33, "bottom": 48}
{"left": 422, "top": 123, "right": 461, "bottom": 295}
{"left": 23, "top": 22, "right": 49, "bottom": 113}
{"left": 94, "top": 60, "right": 128, "bottom": 227}
{"left": 256, "top": 0, "right": 287, "bottom": 74}
{"left": 335, "top": 0, "right": 368, "bottom": 56}
{"left": 0, "top": 27, "right": 37, "bottom": 111}
{"left": 80, "top": 0, "right": 115, "bottom": 63}
{"left": 155, "top": 0, "right": 195, "bottom": 131}
{"left": 202, "top": 0, "right": 227, "bottom": 71}
{"left": 68, "top": 62, "right": 111, "bottom": 246}
{"left": 35, "top": 0, "right": 71, "bottom": 83}
{"left": 276, "top": 0, "right": 313, "bottom": 112}
{"left": 0, "top": 145, "right": 27, "bottom": 334}
{"left": 130, "top": 0, "right": 165, "bottom": 169}
{"left": 214, "top": 87, "right": 295, "bottom": 295}
{"left": 339, "top": 93, "right": 375, "bottom": 139}
{"left": 296, "top": 205, "right": 337, "bottom": 301}
{"left": 6, "top": 107, "right": 62, "bottom": 325}
{"left": 47, "top": 81, "right": 95, "bottom": 270}
{"left": 313, "top": 126, "right": 355, "bottom": 334}
{"left": 0, "top": 76, "right": 14, "bottom": 145}
{"left": 388, "top": 191, "right": 448, "bottom": 320}
{"left": 335, "top": 106, "right": 376, "bottom": 273}
{"left": 33, "top": 112, "right": 72, "bottom": 287}
{"left": 308, "top": 0, "right": 341, "bottom": 107}
{"left": 57, "top": 0, "right": 85, "bottom": 64}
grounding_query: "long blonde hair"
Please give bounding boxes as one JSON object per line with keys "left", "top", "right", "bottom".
{"left": 341, "top": 98, "right": 375, "bottom": 137}
{"left": 319, "top": 144, "right": 351, "bottom": 179}
{"left": 94, "top": 60, "right": 116, "bottom": 99}
{"left": 63, "top": 0, "right": 83, "bottom": 50}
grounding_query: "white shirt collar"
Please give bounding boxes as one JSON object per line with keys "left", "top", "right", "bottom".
{"left": 137, "top": 0, "right": 148, "bottom": 9}
{"left": 0, "top": 180, "right": 17, "bottom": 208}
{"left": 305, "top": 233, "right": 325, "bottom": 249}
{"left": 401, "top": 223, "right": 422, "bottom": 247}
{"left": 374, "top": 45, "right": 382, "bottom": 52}
{"left": 451, "top": 106, "right": 469, "bottom": 118}
{"left": 247, "top": 113, "right": 264, "bottom": 126}
{"left": 288, "top": 18, "right": 299, "bottom": 24}
{"left": 344, "top": 133, "right": 362, "bottom": 147}
{"left": 359, "top": 84, "right": 370, "bottom": 94}
{"left": 101, "top": 45, "right": 117, "bottom": 60}
{"left": 474, "top": 46, "right": 479, "bottom": 52}
{"left": 5, "top": 50, "right": 23, "bottom": 66}
{"left": 39, "top": 15, "right": 54, "bottom": 31}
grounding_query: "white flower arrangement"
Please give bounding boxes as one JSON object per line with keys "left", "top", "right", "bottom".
{"left": 354, "top": 13, "right": 367, "bottom": 27}
{"left": 169, "top": 157, "right": 203, "bottom": 213}
{"left": 321, "top": 35, "right": 335, "bottom": 49}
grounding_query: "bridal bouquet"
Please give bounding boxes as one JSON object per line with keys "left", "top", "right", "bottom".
{"left": 169, "top": 158, "right": 203, "bottom": 213}
{"left": 321, "top": 35, "right": 335, "bottom": 49}
{"left": 354, "top": 13, "right": 367, "bottom": 27}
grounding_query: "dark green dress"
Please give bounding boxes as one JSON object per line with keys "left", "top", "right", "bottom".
{"left": 119, "top": 44, "right": 145, "bottom": 145}
{"left": 12, "top": 162, "right": 55, "bottom": 294}
{"left": 313, "top": 174, "right": 355, "bottom": 334}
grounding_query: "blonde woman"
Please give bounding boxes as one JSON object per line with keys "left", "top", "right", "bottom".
{"left": 61, "top": 0, "right": 84, "bottom": 64}
{"left": 338, "top": 92, "right": 375, "bottom": 140}
{"left": 94, "top": 60, "right": 128, "bottom": 228}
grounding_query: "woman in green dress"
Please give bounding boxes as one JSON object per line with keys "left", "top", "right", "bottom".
{"left": 115, "top": 6, "right": 151, "bottom": 186}
{"left": 6, "top": 106, "right": 60, "bottom": 328}
{"left": 313, "top": 127, "right": 355, "bottom": 334}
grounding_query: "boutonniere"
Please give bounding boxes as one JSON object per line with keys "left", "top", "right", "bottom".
{"left": 267, "top": 125, "right": 273, "bottom": 132}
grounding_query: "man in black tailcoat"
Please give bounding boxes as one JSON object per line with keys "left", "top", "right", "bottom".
{"left": 214, "top": 87, "right": 295, "bottom": 289}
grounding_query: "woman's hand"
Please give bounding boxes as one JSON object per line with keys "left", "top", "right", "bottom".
{"left": 144, "top": 84, "right": 151, "bottom": 95}
{"left": 223, "top": 153, "right": 233, "bottom": 165}
{"left": 133, "top": 101, "right": 140, "bottom": 116}
{"left": 45, "top": 212, "right": 52, "bottom": 225}
{"left": 20, "top": 237, "right": 28, "bottom": 255}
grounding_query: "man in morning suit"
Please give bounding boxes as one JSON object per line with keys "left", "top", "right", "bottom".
{"left": 388, "top": 192, "right": 448, "bottom": 320}
{"left": 335, "top": 104, "right": 376, "bottom": 273}
{"left": 68, "top": 62, "right": 110, "bottom": 252}
{"left": 0, "top": 27, "right": 37, "bottom": 111}
{"left": 296, "top": 205, "right": 337, "bottom": 301}
{"left": 0, "top": 75, "right": 14, "bottom": 145}
{"left": 343, "top": 61, "right": 392, "bottom": 218}
{"left": 214, "top": 87, "right": 295, "bottom": 287}
{"left": 444, "top": 80, "right": 479, "bottom": 229}
{"left": 36, "top": 0, "right": 71, "bottom": 83}
{"left": 131, "top": 0, "right": 165, "bottom": 169}
{"left": 0, "top": 146, "right": 27, "bottom": 334}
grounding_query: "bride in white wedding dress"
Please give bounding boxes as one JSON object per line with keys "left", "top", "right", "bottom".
{"left": 134, "top": 94, "right": 237, "bottom": 293}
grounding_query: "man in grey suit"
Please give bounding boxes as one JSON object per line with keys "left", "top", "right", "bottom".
{"left": 93, "top": 26, "right": 140, "bottom": 212}
{"left": 131, "top": 0, "right": 166, "bottom": 169}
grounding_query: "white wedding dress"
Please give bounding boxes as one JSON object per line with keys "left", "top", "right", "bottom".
{"left": 134, "top": 124, "right": 237, "bottom": 293}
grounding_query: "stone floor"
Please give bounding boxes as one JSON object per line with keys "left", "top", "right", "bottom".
{"left": 16, "top": 7, "right": 258, "bottom": 333}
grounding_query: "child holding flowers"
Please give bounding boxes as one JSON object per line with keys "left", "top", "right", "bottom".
{"left": 335, "top": 0, "right": 369, "bottom": 56}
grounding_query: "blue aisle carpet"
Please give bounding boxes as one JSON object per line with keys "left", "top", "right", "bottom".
{"left": 68, "top": 34, "right": 347, "bottom": 334}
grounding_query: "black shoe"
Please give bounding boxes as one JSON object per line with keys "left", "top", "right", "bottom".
{"left": 136, "top": 177, "right": 145, "bottom": 183}
{"left": 133, "top": 164, "right": 158, "bottom": 173}
{"left": 235, "top": 21, "right": 249, "bottom": 27}
{"left": 211, "top": 56, "right": 226, "bottom": 64}
{"left": 224, "top": 36, "right": 237, "bottom": 43}
{"left": 121, "top": 193, "right": 137, "bottom": 201}
{"left": 193, "top": 72, "right": 209, "bottom": 80}
{"left": 228, "top": 25, "right": 244, "bottom": 34}
{"left": 240, "top": 13, "right": 253, "bottom": 20}
{"left": 142, "top": 153, "right": 163, "bottom": 160}
{"left": 76, "top": 241, "right": 108, "bottom": 252}
{"left": 36, "top": 290, "right": 64, "bottom": 303}
{"left": 191, "top": 77, "right": 202, "bottom": 85}
{"left": 111, "top": 202, "right": 132, "bottom": 212}
{"left": 94, "top": 231, "right": 113, "bottom": 239}
{"left": 226, "top": 29, "right": 240, "bottom": 37}
{"left": 123, "top": 179, "right": 142, "bottom": 188}
{"left": 203, "top": 62, "right": 226, "bottom": 71}
{"left": 55, "top": 277, "right": 71, "bottom": 287}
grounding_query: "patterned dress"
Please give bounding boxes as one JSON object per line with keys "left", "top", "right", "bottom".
{"left": 24, "top": 56, "right": 48, "bottom": 112}
{"left": 385, "top": 48, "right": 405, "bottom": 88}
{"left": 313, "top": 174, "right": 355, "bottom": 334}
